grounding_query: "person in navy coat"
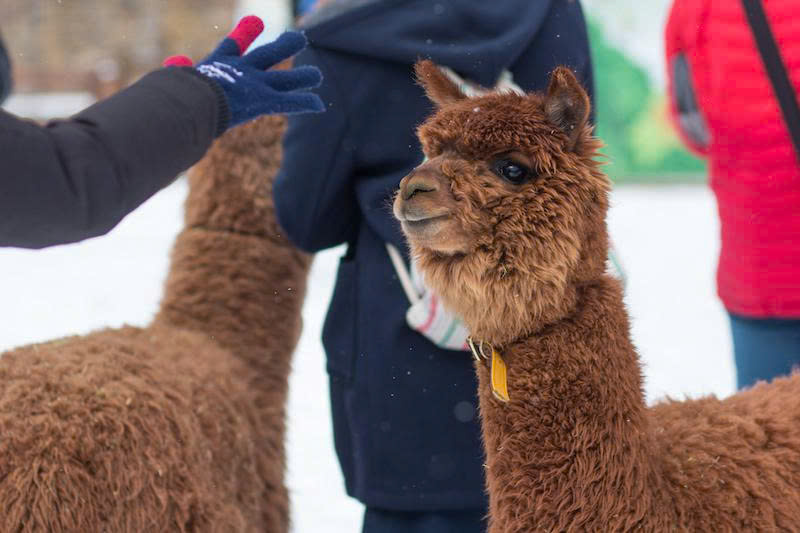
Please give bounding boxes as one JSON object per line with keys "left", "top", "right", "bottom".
{"left": 274, "top": 1, "right": 595, "bottom": 531}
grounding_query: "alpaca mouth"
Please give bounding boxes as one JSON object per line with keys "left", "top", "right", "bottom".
{"left": 401, "top": 214, "right": 450, "bottom": 233}
{"left": 396, "top": 204, "right": 451, "bottom": 222}
{"left": 395, "top": 200, "right": 451, "bottom": 228}
{"left": 394, "top": 200, "right": 468, "bottom": 252}
{"left": 398, "top": 210, "right": 471, "bottom": 255}
{"left": 405, "top": 213, "right": 449, "bottom": 223}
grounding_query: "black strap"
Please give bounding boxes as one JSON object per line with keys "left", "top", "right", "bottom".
{"left": 741, "top": 0, "right": 800, "bottom": 163}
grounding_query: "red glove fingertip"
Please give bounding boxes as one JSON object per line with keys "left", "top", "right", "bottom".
{"left": 229, "top": 15, "right": 264, "bottom": 54}
{"left": 163, "top": 55, "right": 194, "bottom": 67}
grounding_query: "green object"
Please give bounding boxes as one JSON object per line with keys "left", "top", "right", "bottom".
{"left": 587, "top": 19, "right": 706, "bottom": 184}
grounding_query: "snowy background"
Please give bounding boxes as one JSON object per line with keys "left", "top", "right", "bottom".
{"left": 0, "top": 175, "right": 734, "bottom": 531}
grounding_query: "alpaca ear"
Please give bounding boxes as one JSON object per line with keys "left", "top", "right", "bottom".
{"left": 544, "top": 67, "right": 591, "bottom": 150}
{"left": 415, "top": 59, "right": 467, "bottom": 107}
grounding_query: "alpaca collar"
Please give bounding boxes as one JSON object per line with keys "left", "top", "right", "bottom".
{"left": 467, "top": 337, "right": 510, "bottom": 403}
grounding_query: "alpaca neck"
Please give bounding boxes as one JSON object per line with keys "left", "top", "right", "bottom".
{"left": 154, "top": 224, "right": 309, "bottom": 379}
{"left": 153, "top": 116, "right": 311, "bottom": 389}
{"left": 473, "top": 277, "right": 665, "bottom": 531}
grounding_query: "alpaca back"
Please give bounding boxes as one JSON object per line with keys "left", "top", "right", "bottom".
{"left": 0, "top": 327, "right": 267, "bottom": 532}
{"left": 650, "top": 372, "right": 800, "bottom": 530}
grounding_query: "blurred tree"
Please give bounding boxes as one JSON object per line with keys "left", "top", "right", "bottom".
{"left": 588, "top": 19, "right": 705, "bottom": 183}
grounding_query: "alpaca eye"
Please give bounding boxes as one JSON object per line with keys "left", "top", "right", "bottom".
{"left": 492, "top": 159, "right": 533, "bottom": 185}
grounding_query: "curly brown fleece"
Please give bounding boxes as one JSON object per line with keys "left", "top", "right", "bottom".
{"left": 394, "top": 61, "right": 800, "bottom": 532}
{"left": 0, "top": 115, "right": 311, "bottom": 533}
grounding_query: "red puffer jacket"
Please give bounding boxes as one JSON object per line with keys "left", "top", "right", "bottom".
{"left": 666, "top": 0, "right": 800, "bottom": 318}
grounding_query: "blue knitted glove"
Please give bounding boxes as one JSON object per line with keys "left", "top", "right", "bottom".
{"left": 164, "top": 16, "right": 324, "bottom": 129}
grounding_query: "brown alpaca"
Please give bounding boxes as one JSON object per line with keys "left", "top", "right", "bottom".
{"left": 0, "top": 116, "right": 311, "bottom": 532}
{"left": 393, "top": 60, "right": 800, "bottom": 532}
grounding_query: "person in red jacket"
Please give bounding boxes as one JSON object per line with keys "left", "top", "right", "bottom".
{"left": 666, "top": 0, "right": 800, "bottom": 389}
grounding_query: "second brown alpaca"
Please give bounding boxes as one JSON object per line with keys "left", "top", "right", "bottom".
{"left": 0, "top": 116, "right": 309, "bottom": 532}
{"left": 393, "top": 60, "right": 800, "bottom": 532}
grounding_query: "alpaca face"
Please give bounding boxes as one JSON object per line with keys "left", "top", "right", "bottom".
{"left": 393, "top": 62, "right": 610, "bottom": 342}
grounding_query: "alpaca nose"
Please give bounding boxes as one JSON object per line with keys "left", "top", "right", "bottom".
{"left": 401, "top": 175, "right": 439, "bottom": 201}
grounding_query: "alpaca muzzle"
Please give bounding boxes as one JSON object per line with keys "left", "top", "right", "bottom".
{"left": 394, "top": 171, "right": 451, "bottom": 225}
{"left": 394, "top": 167, "right": 473, "bottom": 254}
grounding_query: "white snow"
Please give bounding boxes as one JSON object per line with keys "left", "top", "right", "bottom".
{"left": 3, "top": 91, "right": 95, "bottom": 120}
{"left": 0, "top": 178, "right": 733, "bottom": 532}
{"left": 234, "top": 0, "right": 294, "bottom": 46}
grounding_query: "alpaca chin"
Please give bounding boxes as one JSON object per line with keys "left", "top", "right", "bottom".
{"left": 413, "top": 246, "right": 577, "bottom": 347}
{"left": 404, "top": 225, "right": 471, "bottom": 257}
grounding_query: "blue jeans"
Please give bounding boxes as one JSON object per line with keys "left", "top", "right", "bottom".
{"left": 729, "top": 313, "right": 800, "bottom": 389}
{"left": 362, "top": 508, "right": 487, "bottom": 533}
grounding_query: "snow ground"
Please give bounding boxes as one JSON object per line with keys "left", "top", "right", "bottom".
{"left": 0, "top": 179, "right": 733, "bottom": 532}
{"left": 3, "top": 92, "right": 95, "bottom": 120}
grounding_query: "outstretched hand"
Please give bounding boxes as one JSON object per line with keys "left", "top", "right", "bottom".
{"left": 164, "top": 15, "right": 324, "bottom": 128}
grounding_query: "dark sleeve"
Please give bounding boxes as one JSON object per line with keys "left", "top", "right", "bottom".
{"left": 665, "top": 0, "right": 711, "bottom": 156}
{"left": 273, "top": 48, "right": 358, "bottom": 253}
{"left": 0, "top": 33, "right": 11, "bottom": 104}
{"left": 670, "top": 54, "right": 710, "bottom": 150}
{"left": 0, "top": 67, "right": 228, "bottom": 249}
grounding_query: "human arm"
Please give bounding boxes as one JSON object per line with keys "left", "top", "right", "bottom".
{"left": 0, "top": 16, "right": 322, "bottom": 249}
{"left": 0, "top": 68, "right": 221, "bottom": 248}
{"left": 665, "top": 0, "right": 711, "bottom": 156}
{"left": 273, "top": 48, "right": 359, "bottom": 252}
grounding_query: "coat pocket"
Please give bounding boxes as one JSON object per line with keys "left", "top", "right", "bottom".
{"left": 322, "top": 257, "right": 357, "bottom": 383}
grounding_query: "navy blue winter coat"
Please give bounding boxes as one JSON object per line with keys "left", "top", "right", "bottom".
{"left": 274, "top": 0, "right": 594, "bottom": 511}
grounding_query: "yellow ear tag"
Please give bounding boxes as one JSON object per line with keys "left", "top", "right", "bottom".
{"left": 490, "top": 348, "right": 510, "bottom": 402}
